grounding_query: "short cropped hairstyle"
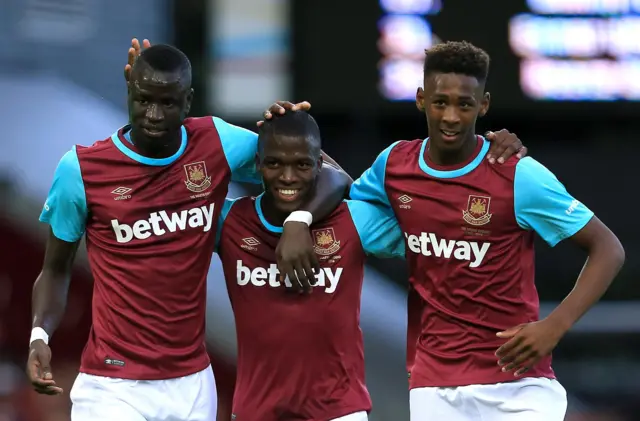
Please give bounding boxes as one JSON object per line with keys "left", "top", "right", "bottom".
{"left": 133, "top": 44, "right": 192, "bottom": 85}
{"left": 424, "top": 41, "right": 490, "bottom": 83}
{"left": 258, "top": 111, "right": 322, "bottom": 156}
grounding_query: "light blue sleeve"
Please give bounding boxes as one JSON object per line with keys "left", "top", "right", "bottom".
{"left": 39, "top": 147, "right": 88, "bottom": 242}
{"left": 514, "top": 157, "right": 594, "bottom": 247}
{"left": 213, "top": 116, "right": 262, "bottom": 184}
{"left": 349, "top": 141, "right": 400, "bottom": 207}
{"left": 215, "top": 198, "right": 239, "bottom": 251}
{"left": 346, "top": 199, "right": 405, "bottom": 259}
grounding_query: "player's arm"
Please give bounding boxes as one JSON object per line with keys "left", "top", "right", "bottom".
{"left": 496, "top": 157, "right": 624, "bottom": 375}
{"left": 346, "top": 199, "right": 405, "bottom": 259}
{"left": 514, "top": 157, "right": 624, "bottom": 329}
{"left": 28, "top": 148, "right": 87, "bottom": 395}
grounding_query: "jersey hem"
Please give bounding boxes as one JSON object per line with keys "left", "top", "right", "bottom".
{"left": 235, "top": 404, "right": 371, "bottom": 421}
{"left": 317, "top": 406, "right": 371, "bottom": 421}
{"left": 78, "top": 360, "right": 210, "bottom": 381}
{"left": 409, "top": 373, "right": 556, "bottom": 389}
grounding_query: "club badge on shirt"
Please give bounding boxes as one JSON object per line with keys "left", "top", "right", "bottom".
{"left": 463, "top": 195, "right": 493, "bottom": 226}
{"left": 312, "top": 227, "right": 341, "bottom": 259}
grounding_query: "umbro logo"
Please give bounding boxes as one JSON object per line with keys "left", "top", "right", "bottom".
{"left": 112, "top": 187, "right": 132, "bottom": 201}
{"left": 241, "top": 237, "right": 260, "bottom": 251}
{"left": 398, "top": 194, "right": 412, "bottom": 209}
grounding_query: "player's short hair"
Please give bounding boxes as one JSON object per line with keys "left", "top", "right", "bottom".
{"left": 258, "top": 111, "right": 322, "bottom": 157}
{"left": 424, "top": 41, "right": 490, "bottom": 83}
{"left": 133, "top": 44, "right": 192, "bottom": 85}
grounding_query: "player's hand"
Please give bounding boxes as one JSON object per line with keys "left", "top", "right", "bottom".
{"left": 484, "top": 129, "right": 528, "bottom": 164}
{"left": 495, "top": 320, "right": 565, "bottom": 377}
{"left": 276, "top": 222, "right": 320, "bottom": 294}
{"left": 26, "top": 340, "right": 63, "bottom": 395}
{"left": 124, "top": 38, "right": 152, "bottom": 82}
{"left": 256, "top": 101, "right": 312, "bottom": 127}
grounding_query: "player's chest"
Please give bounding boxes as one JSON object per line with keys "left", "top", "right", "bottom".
{"left": 386, "top": 175, "right": 517, "bottom": 240}
{"left": 222, "top": 223, "right": 361, "bottom": 296}
{"left": 86, "top": 158, "right": 229, "bottom": 239}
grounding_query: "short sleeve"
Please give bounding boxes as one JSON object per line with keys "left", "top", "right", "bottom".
{"left": 215, "top": 198, "right": 240, "bottom": 251}
{"left": 349, "top": 141, "right": 400, "bottom": 207}
{"left": 514, "top": 157, "right": 594, "bottom": 247}
{"left": 213, "top": 117, "right": 262, "bottom": 184}
{"left": 345, "top": 199, "right": 405, "bottom": 258}
{"left": 39, "top": 147, "right": 88, "bottom": 242}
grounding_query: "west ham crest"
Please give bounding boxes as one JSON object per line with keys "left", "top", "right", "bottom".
{"left": 462, "top": 195, "right": 492, "bottom": 226}
{"left": 184, "top": 161, "right": 212, "bottom": 193}
{"left": 312, "top": 227, "right": 341, "bottom": 256}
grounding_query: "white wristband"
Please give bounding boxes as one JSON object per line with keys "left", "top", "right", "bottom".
{"left": 284, "top": 211, "right": 313, "bottom": 226}
{"left": 30, "top": 327, "right": 49, "bottom": 346}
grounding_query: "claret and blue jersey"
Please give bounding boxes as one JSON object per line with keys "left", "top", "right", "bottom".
{"left": 38, "top": 116, "right": 265, "bottom": 380}
{"left": 350, "top": 136, "right": 594, "bottom": 388}
{"left": 213, "top": 194, "right": 404, "bottom": 421}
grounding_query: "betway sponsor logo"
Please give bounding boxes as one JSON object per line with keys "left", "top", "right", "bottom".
{"left": 404, "top": 232, "right": 490, "bottom": 268}
{"left": 236, "top": 260, "right": 342, "bottom": 293}
{"left": 111, "top": 204, "right": 215, "bottom": 243}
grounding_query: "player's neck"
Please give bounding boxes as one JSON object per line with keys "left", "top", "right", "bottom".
{"left": 427, "top": 133, "right": 478, "bottom": 166}
{"left": 130, "top": 131, "right": 182, "bottom": 159}
{"left": 260, "top": 195, "right": 289, "bottom": 227}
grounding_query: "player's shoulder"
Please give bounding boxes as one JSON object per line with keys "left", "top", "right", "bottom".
{"left": 484, "top": 154, "right": 522, "bottom": 179}
{"left": 74, "top": 133, "right": 117, "bottom": 157}
{"left": 511, "top": 156, "right": 557, "bottom": 181}
{"left": 183, "top": 116, "right": 217, "bottom": 135}
{"left": 55, "top": 146, "right": 81, "bottom": 172}
{"left": 379, "top": 139, "right": 423, "bottom": 171}
{"left": 225, "top": 195, "right": 256, "bottom": 217}
{"left": 391, "top": 139, "right": 422, "bottom": 153}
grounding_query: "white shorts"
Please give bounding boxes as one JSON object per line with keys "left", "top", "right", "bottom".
{"left": 410, "top": 377, "right": 567, "bottom": 421}
{"left": 70, "top": 365, "right": 217, "bottom": 421}
{"left": 331, "top": 411, "right": 368, "bottom": 421}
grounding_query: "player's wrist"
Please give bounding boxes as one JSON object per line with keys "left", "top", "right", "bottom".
{"left": 30, "top": 327, "right": 49, "bottom": 346}
{"left": 284, "top": 211, "right": 313, "bottom": 227}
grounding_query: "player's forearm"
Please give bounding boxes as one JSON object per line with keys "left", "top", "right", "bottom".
{"left": 545, "top": 238, "right": 625, "bottom": 333}
{"left": 301, "top": 163, "right": 352, "bottom": 221}
{"left": 32, "top": 271, "right": 71, "bottom": 336}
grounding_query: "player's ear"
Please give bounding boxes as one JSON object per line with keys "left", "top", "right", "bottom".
{"left": 254, "top": 152, "right": 260, "bottom": 170}
{"left": 316, "top": 154, "right": 323, "bottom": 172}
{"left": 416, "top": 87, "right": 425, "bottom": 113}
{"left": 479, "top": 92, "right": 490, "bottom": 117}
{"left": 184, "top": 88, "right": 194, "bottom": 115}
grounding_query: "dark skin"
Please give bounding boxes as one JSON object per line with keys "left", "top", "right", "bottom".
{"left": 258, "top": 134, "right": 327, "bottom": 289}
{"left": 26, "top": 43, "right": 352, "bottom": 396}
{"left": 127, "top": 62, "right": 193, "bottom": 158}
{"left": 258, "top": 134, "right": 323, "bottom": 227}
{"left": 27, "top": 233, "right": 79, "bottom": 395}
{"left": 415, "top": 73, "right": 527, "bottom": 164}
{"left": 124, "top": 39, "right": 351, "bottom": 293}
{"left": 28, "top": 57, "right": 199, "bottom": 396}
{"left": 417, "top": 71, "right": 625, "bottom": 376}
{"left": 495, "top": 217, "right": 624, "bottom": 376}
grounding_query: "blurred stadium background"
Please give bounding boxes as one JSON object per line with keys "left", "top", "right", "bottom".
{"left": 0, "top": 0, "right": 638, "bottom": 420}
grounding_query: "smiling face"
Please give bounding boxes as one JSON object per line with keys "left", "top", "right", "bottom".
{"left": 416, "top": 72, "right": 490, "bottom": 154}
{"left": 258, "top": 134, "right": 322, "bottom": 214}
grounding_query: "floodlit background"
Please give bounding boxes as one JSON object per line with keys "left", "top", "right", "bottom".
{"left": 0, "top": 0, "right": 637, "bottom": 420}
